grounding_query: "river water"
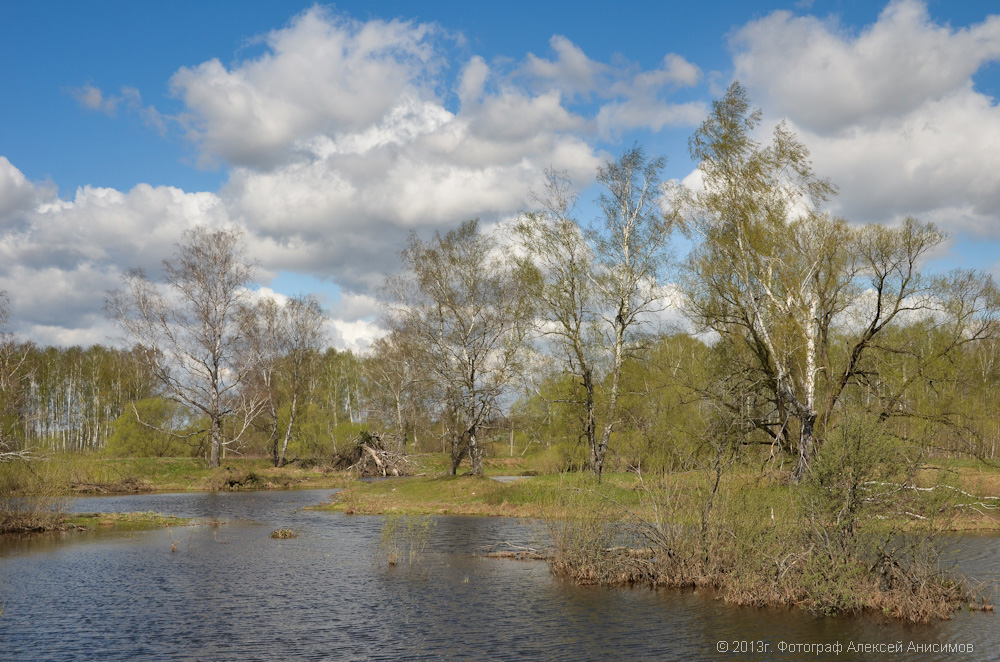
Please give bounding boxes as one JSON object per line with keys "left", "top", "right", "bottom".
{"left": 0, "top": 489, "right": 996, "bottom": 661}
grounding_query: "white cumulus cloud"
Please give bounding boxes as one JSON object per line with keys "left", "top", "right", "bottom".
{"left": 4, "top": 7, "right": 709, "bottom": 347}
{"left": 732, "top": 0, "right": 1000, "bottom": 234}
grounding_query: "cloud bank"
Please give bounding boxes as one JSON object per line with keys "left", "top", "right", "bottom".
{"left": 3, "top": 2, "right": 998, "bottom": 349}
{"left": 2, "top": 6, "right": 702, "bottom": 349}
{"left": 732, "top": 0, "right": 1000, "bottom": 234}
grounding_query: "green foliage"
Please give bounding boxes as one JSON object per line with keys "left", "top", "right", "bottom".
{"left": 106, "top": 398, "right": 197, "bottom": 457}
{"left": 613, "top": 334, "right": 712, "bottom": 473}
{"left": 511, "top": 373, "right": 591, "bottom": 472}
{"left": 326, "top": 422, "right": 368, "bottom": 457}
{"left": 799, "top": 415, "right": 909, "bottom": 555}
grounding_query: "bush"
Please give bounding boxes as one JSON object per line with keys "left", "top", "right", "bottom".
{"left": 0, "top": 459, "right": 67, "bottom": 533}
{"left": 545, "top": 418, "right": 988, "bottom": 623}
{"left": 106, "top": 399, "right": 197, "bottom": 457}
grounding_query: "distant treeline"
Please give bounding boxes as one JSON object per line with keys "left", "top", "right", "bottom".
{"left": 2, "top": 82, "right": 999, "bottom": 478}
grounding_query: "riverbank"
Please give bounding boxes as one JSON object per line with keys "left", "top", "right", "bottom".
{"left": 320, "top": 462, "right": 1000, "bottom": 623}
{"left": 321, "top": 462, "right": 1000, "bottom": 530}
{"left": 0, "top": 456, "right": 354, "bottom": 496}
{"left": 1, "top": 508, "right": 194, "bottom": 535}
{"left": 5, "top": 452, "right": 1000, "bottom": 528}
{"left": 0, "top": 455, "right": 351, "bottom": 534}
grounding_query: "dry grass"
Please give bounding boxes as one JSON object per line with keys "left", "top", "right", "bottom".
{"left": 0, "top": 496, "right": 67, "bottom": 533}
{"left": 541, "top": 467, "right": 994, "bottom": 625}
{"left": 376, "top": 513, "right": 434, "bottom": 567}
{"left": 0, "top": 459, "right": 68, "bottom": 533}
{"left": 546, "top": 510, "right": 988, "bottom": 623}
{"left": 0, "top": 455, "right": 355, "bottom": 497}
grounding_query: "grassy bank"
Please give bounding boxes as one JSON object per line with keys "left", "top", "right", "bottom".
{"left": 61, "top": 511, "right": 193, "bottom": 532}
{"left": 0, "top": 451, "right": 546, "bottom": 499}
{"left": 0, "top": 455, "right": 354, "bottom": 496}
{"left": 318, "top": 472, "right": 645, "bottom": 517}
{"left": 1, "top": 508, "right": 193, "bottom": 535}
{"left": 0, "top": 454, "right": 353, "bottom": 534}
{"left": 319, "top": 461, "right": 1000, "bottom": 529}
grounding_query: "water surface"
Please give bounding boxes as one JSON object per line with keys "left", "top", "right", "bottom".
{"left": 0, "top": 490, "right": 996, "bottom": 661}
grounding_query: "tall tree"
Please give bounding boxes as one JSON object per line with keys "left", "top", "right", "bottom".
{"left": 385, "top": 220, "right": 533, "bottom": 476}
{"left": 590, "top": 145, "right": 677, "bottom": 479}
{"left": 516, "top": 146, "right": 678, "bottom": 480}
{"left": 681, "top": 82, "right": 997, "bottom": 481}
{"left": 243, "top": 294, "right": 327, "bottom": 466}
{"left": 365, "top": 327, "right": 423, "bottom": 455}
{"left": 514, "top": 170, "right": 601, "bottom": 473}
{"left": 106, "top": 227, "right": 260, "bottom": 467}
{"left": 0, "top": 292, "right": 29, "bottom": 460}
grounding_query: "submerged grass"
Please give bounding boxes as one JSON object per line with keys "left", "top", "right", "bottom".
{"left": 376, "top": 513, "right": 434, "bottom": 568}
{"left": 2, "top": 509, "right": 192, "bottom": 535}
{"left": 62, "top": 511, "right": 193, "bottom": 532}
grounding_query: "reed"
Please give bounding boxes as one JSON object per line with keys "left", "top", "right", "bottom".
{"left": 376, "top": 513, "right": 434, "bottom": 568}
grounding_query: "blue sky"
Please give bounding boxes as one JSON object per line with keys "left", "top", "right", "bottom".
{"left": 2, "top": 1, "right": 999, "bottom": 348}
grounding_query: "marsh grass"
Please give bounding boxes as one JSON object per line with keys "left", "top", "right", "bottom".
{"left": 63, "top": 511, "right": 191, "bottom": 531}
{"left": 376, "top": 513, "right": 434, "bottom": 568}
{"left": 0, "top": 458, "right": 69, "bottom": 533}
{"left": 545, "top": 420, "right": 993, "bottom": 623}
{"left": 0, "top": 494, "right": 67, "bottom": 533}
{"left": 544, "top": 481, "right": 986, "bottom": 622}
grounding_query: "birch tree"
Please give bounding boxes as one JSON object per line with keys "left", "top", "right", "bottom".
{"left": 514, "top": 171, "right": 601, "bottom": 473}
{"left": 517, "top": 147, "right": 677, "bottom": 480}
{"left": 681, "top": 82, "right": 971, "bottom": 481}
{"left": 590, "top": 146, "right": 678, "bottom": 479}
{"left": 0, "top": 292, "right": 30, "bottom": 461}
{"left": 365, "top": 327, "right": 423, "bottom": 454}
{"left": 106, "top": 227, "right": 260, "bottom": 467}
{"left": 242, "top": 294, "right": 327, "bottom": 466}
{"left": 386, "top": 220, "right": 533, "bottom": 476}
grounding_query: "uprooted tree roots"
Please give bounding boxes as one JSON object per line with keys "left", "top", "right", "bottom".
{"left": 335, "top": 432, "right": 415, "bottom": 477}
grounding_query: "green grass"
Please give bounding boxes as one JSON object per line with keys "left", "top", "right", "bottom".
{"left": 62, "top": 511, "right": 193, "bottom": 532}
{"left": 406, "top": 451, "right": 547, "bottom": 477}
{"left": 316, "top": 460, "right": 1000, "bottom": 532}
{"left": 320, "top": 470, "right": 720, "bottom": 518}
